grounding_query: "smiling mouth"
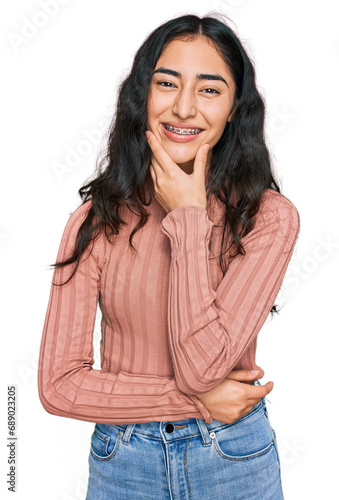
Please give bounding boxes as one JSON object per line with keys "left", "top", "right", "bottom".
{"left": 163, "top": 124, "right": 203, "bottom": 135}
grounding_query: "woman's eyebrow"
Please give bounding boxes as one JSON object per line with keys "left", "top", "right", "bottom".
{"left": 152, "top": 67, "right": 229, "bottom": 87}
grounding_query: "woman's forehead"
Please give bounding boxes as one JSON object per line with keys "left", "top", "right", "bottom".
{"left": 155, "top": 37, "right": 233, "bottom": 83}
{"left": 158, "top": 36, "right": 220, "bottom": 60}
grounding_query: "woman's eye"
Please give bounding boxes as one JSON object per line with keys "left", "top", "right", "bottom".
{"left": 157, "top": 81, "right": 176, "bottom": 88}
{"left": 201, "top": 88, "right": 220, "bottom": 94}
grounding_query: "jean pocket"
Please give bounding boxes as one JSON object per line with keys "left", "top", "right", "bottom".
{"left": 90, "top": 424, "right": 123, "bottom": 461}
{"left": 211, "top": 402, "right": 274, "bottom": 461}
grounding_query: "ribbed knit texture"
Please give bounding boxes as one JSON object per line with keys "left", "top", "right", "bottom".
{"left": 38, "top": 187, "right": 300, "bottom": 424}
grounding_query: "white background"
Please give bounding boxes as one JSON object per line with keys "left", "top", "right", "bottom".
{"left": 1, "top": 1, "right": 338, "bottom": 498}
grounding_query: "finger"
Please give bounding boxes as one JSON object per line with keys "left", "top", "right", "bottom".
{"left": 150, "top": 154, "right": 164, "bottom": 178}
{"left": 146, "top": 131, "right": 176, "bottom": 173}
{"left": 225, "top": 369, "right": 262, "bottom": 382}
{"left": 243, "top": 404, "right": 256, "bottom": 416}
{"left": 150, "top": 150, "right": 167, "bottom": 182}
{"left": 149, "top": 162, "right": 157, "bottom": 186}
{"left": 192, "top": 143, "right": 210, "bottom": 179}
{"left": 247, "top": 382, "right": 274, "bottom": 403}
{"left": 263, "top": 381, "right": 274, "bottom": 395}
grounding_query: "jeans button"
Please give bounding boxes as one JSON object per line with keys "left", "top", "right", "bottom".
{"left": 165, "top": 423, "right": 174, "bottom": 433}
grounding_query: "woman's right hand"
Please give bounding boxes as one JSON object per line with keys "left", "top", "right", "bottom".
{"left": 196, "top": 369, "right": 274, "bottom": 424}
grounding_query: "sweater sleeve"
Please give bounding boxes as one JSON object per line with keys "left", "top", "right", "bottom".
{"left": 160, "top": 192, "right": 300, "bottom": 395}
{"left": 38, "top": 203, "right": 212, "bottom": 424}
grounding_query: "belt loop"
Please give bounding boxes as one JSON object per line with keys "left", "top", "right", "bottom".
{"left": 122, "top": 424, "right": 135, "bottom": 445}
{"left": 195, "top": 419, "right": 212, "bottom": 446}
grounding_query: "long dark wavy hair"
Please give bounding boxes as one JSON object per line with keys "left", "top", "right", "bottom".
{"left": 52, "top": 14, "right": 280, "bottom": 303}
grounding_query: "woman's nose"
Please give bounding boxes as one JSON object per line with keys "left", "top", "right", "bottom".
{"left": 172, "top": 88, "right": 197, "bottom": 119}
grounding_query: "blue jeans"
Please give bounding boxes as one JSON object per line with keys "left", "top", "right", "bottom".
{"left": 85, "top": 398, "right": 283, "bottom": 499}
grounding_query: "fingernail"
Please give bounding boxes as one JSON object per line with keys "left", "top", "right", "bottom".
{"left": 203, "top": 144, "right": 209, "bottom": 153}
{"left": 146, "top": 131, "right": 151, "bottom": 139}
{"left": 250, "top": 370, "right": 259, "bottom": 375}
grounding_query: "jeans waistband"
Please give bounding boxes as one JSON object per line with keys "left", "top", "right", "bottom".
{"left": 109, "top": 397, "right": 265, "bottom": 447}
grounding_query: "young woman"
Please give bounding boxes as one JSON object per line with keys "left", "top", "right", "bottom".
{"left": 38, "top": 14, "right": 300, "bottom": 499}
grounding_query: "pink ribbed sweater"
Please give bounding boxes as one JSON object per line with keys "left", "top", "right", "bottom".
{"left": 38, "top": 184, "right": 299, "bottom": 425}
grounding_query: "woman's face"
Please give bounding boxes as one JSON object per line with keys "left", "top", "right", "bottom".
{"left": 147, "top": 36, "right": 236, "bottom": 174}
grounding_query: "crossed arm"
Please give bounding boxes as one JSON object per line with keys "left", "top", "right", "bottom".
{"left": 38, "top": 197, "right": 294, "bottom": 425}
{"left": 39, "top": 134, "right": 299, "bottom": 425}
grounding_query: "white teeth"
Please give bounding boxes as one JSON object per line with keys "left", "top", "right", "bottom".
{"left": 164, "top": 124, "right": 202, "bottom": 135}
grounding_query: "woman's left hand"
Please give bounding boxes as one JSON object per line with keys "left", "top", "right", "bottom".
{"left": 196, "top": 369, "right": 273, "bottom": 424}
{"left": 146, "top": 130, "right": 210, "bottom": 213}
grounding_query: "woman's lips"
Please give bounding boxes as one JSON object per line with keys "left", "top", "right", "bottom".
{"left": 161, "top": 123, "right": 204, "bottom": 143}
